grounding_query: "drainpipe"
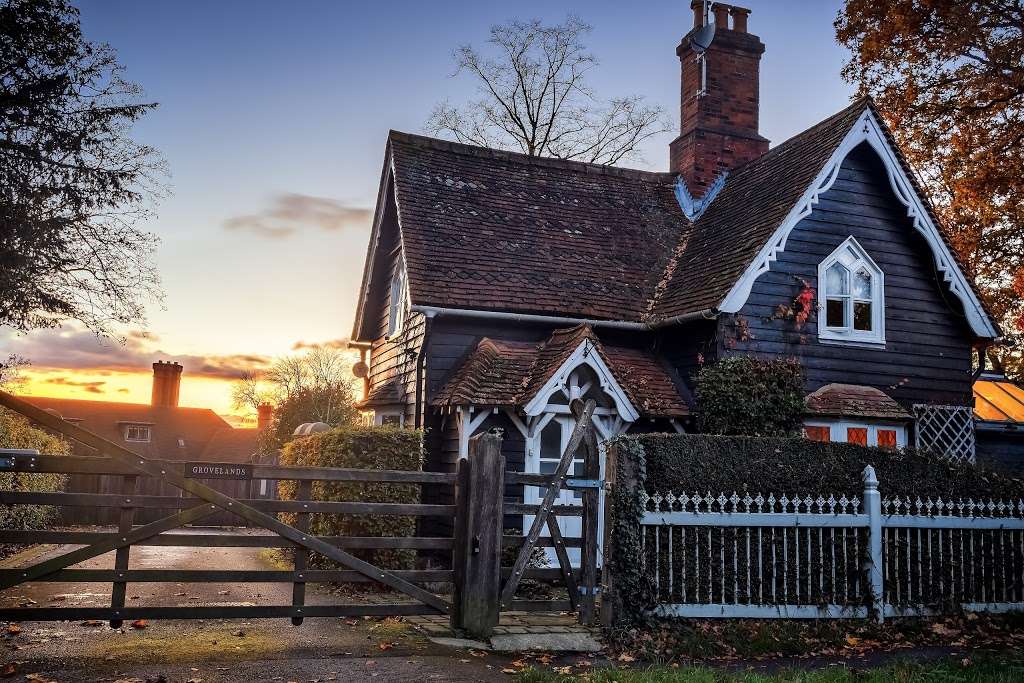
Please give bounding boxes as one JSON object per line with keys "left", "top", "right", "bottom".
{"left": 972, "top": 343, "right": 991, "bottom": 381}
{"left": 414, "top": 311, "right": 436, "bottom": 429}
{"left": 409, "top": 305, "right": 718, "bottom": 330}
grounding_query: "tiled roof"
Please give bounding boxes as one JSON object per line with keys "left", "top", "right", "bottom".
{"left": 357, "top": 379, "right": 405, "bottom": 408}
{"left": 201, "top": 428, "right": 260, "bottom": 463}
{"left": 974, "top": 377, "right": 1024, "bottom": 423}
{"left": 21, "top": 396, "right": 232, "bottom": 461}
{"left": 433, "top": 325, "right": 690, "bottom": 418}
{"left": 805, "top": 384, "right": 912, "bottom": 421}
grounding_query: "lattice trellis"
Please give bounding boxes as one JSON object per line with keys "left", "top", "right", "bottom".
{"left": 913, "top": 404, "right": 975, "bottom": 464}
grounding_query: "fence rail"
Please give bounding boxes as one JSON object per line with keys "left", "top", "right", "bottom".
{"left": 639, "top": 466, "right": 1024, "bottom": 621}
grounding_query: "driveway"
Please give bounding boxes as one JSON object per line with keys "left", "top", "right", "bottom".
{"left": 0, "top": 528, "right": 522, "bottom": 682}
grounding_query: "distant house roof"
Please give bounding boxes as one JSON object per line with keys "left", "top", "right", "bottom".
{"left": 805, "top": 384, "right": 912, "bottom": 421}
{"left": 974, "top": 375, "right": 1024, "bottom": 424}
{"left": 21, "top": 396, "right": 237, "bottom": 461}
{"left": 354, "top": 98, "right": 996, "bottom": 341}
{"left": 201, "top": 428, "right": 260, "bottom": 463}
{"left": 357, "top": 379, "right": 404, "bottom": 409}
{"left": 434, "top": 325, "right": 690, "bottom": 418}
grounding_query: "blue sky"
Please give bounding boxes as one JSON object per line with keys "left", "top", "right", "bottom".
{"left": 16, "top": 0, "right": 854, "bottom": 414}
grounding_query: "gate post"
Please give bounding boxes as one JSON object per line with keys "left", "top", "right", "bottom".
{"left": 600, "top": 441, "right": 641, "bottom": 627}
{"left": 451, "top": 429, "right": 504, "bottom": 638}
{"left": 862, "top": 465, "right": 885, "bottom": 623}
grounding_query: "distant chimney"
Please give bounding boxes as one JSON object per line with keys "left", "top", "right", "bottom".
{"left": 257, "top": 403, "right": 274, "bottom": 431}
{"left": 151, "top": 361, "right": 183, "bottom": 408}
{"left": 670, "top": 2, "right": 769, "bottom": 195}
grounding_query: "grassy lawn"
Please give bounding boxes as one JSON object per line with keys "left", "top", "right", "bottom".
{"left": 516, "top": 652, "right": 1024, "bottom": 682}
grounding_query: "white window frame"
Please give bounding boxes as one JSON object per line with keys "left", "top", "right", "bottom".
{"left": 124, "top": 424, "right": 152, "bottom": 443}
{"left": 817, "top": 236, "right": 885, "bottom": 346}
{"left": 373, "top": 408, "right": 404, "bottom": 428}
{"left": 804, "top": 419, "right": 907, "bottom": 448}
{"left": 386, "top": 269, "right": 407, "bottom": 338}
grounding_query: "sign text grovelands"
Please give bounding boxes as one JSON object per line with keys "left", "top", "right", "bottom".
{"left": 185, "top": 462, "right": 252, "bottom": 480}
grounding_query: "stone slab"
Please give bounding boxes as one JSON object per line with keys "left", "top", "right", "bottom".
{"left": 489, "top": 632, "right": 603, "bottom": 653}
{"left": 428, "top": 636, "right": 492, "bottom": 651}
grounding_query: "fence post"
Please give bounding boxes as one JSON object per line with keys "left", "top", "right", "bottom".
{"left": 451, "top": 430, "right": 505, "bottom": 639}
{"left": 600, "top": 441, "right": 640, "bottom": 628}
{"left": 862, "top": 465, "right": 885, "bottom": 623}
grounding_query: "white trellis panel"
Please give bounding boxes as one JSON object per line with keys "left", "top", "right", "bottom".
{"left": 913, "top": 404, "right": 975, "bottom": 464}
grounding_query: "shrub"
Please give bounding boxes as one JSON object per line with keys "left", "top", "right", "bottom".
{"left": 0, "top": 407, "right": 70, "bottom": 530}
{"left": 694, "top": 356, "right": 805, "bottom": 436}
{"left": 278, "top": 425, "right": 423, "bottom": 571}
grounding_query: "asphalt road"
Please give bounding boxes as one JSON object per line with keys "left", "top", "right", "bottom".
{"left": 0, "top": 529, "right": 521, "bottom": 682}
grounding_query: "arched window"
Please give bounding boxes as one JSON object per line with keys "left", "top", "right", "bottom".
{"left": 818, "top": 237, "right": 884, "bottom": 345}
{"left": 387, "top": 269, "right": 406, "bottom": 337}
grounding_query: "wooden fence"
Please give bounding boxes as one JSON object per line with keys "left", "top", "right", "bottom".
{"left": 634, "top": 465, "right": 1024, "bottom": 621}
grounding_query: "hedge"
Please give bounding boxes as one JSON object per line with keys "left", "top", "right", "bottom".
{"left": 694, "top": 357, "right": 806, "bottom": 437}
{"left": 0, "top": 407, "right": 70, "bottom": 531}
{"left": 605, "top": 434, "right": 1024, "bottom": 624}
{"left": 278, "top": 425, "right": 423, "bottom": 571}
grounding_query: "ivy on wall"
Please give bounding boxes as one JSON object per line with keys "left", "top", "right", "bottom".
{"left": 694, "top": 356, "right": 806, "bottom": 437}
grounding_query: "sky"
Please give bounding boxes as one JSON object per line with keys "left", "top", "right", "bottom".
{"left": 7, "top": 0, "right": 854, "bottom": 423}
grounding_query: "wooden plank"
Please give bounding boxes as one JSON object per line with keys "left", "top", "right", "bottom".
{"left": 291, "top": 480, "right": 312, "bottom": 626}
{"left": 500, "top": 399, "right": 595, "bottom": 608}
{"left": 450, "top": 458, "right": 470, "bottom": 631}
{"left": 109, "top": 474, "right": 137, "bottom": 628}
{"left": 0, "top": 530, "right": 454, "bottom": 550}
{"left": 0, "top": 604, "right": 443, "bottom": 622}
{"left": 579, "top": 420, "right": 600, "bottom": 625}
{"left": 504, "top": 503, "right": 584, "bottom": 517}
{"left": 502, "top": 535, "right": 582, "bottom": 549}
{"left": 545, "top": 515, "right": 579, "bottom": 611}
{"left": 0, "top": 391, "right": 450, "bottom": 614}
{"left": 0, "top": 491, "right": 457, "bottom": 516}
{"left": 0, "top": 569, "right": 454, "bottom": 584}
{"left": 0, "top": 505, "right": 218, "bottom": 590}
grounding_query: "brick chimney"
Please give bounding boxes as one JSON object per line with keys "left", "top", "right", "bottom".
{"left": 151, "top": 361, "right": 183, "bottom": 408}
{"left": 670, "top": 2, "right": 769, "bottom": 195}
{"left": 256, "top": 403, "right": 274, "bottom": 431}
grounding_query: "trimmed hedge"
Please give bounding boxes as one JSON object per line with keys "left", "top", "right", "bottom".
{"left": 278, "top": 425, "right": 423, "bottom": 571}
{"left": 694, "top": 357, "right": 806, "bottom": 437}
{"left": 0, "top": 407, "right": 70, "bottom": 531}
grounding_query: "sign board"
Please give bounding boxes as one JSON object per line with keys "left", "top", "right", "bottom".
{"left": 185, "top": 462, "right": 252, "bottom": 480}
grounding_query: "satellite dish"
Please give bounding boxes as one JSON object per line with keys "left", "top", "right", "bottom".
{"left": 352, "top": 361, "right": 369, "bottom": 378}
{"left": 690, "top": 22, "right": 715, "bottom": 54}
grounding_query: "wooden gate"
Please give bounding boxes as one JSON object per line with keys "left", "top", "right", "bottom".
{"left": 451, "top": 399, "right": 603, "bottom": 638}
{"left": 0, "top": 391, "right": 454, "bottom": 625}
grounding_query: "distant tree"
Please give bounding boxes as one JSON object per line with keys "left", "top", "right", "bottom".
{"left": 0, "top": 0, "right": 164, "bottom": 337}
{"left": 428, "top": 15, "right": 669, "bottom": 165}
{"left": 836, "top": 0, "right": 1024, "bottom": 375}
{"left": 231, "top": 347, "right": 359, "bottom": 448}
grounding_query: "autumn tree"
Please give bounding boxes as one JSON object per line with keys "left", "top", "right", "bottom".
{"left": 0, "top": 0, "right": 164, "bottom": 337}
{"left": 836, "top": 0, "right": 1024, "bottom": 374}
{"left": 428, "top": 15, "right": 669, "bottom": 165}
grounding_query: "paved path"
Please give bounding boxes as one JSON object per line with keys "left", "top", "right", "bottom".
{"left": 0, "top": 528, "right": 529, "bottom": 682}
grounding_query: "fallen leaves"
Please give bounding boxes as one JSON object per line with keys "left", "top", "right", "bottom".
{"left": 5, "top": 624, "right": 22, "bottom": 635}
{"left": 130, "top": 619, "right": 148, "bottom": 629}
{"left": 0, "top": 663, "right": 16, "bottom": 678}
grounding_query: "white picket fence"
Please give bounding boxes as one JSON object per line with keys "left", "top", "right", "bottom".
{"left": 639, "top": 466, "right": 1024, "bottom": 621}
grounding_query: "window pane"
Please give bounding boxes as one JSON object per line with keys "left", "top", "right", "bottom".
{"left": 539, "top": 461, "right": 557, "bottom": 474}
{"left": 854, "top": 301, "right": 872, "bottom": 331}
{"left": 853, "top": 269, "right": 872, "bottom": 298}
{"left": 540, "top": 421, "right": 561, "bottom": 459}
{"left": 804, "top": 425, "right": 830, "bottom": 443}
{"left": 826, "top": 263, "right": 849, "bottom": 295}
{"left": 826, "top": 298, "right": 846, "bottom": 327}
{"left": 847, "top": 427, "right": 868, "bottom": 446}
{"left": 877, "top": 429, "right": 898, "bottom": 450}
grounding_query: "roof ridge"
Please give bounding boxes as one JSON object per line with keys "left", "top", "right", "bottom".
{"left": 388, "top": 130, "right": 676, "bottom": 183}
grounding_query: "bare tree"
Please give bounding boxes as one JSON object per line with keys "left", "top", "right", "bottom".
{"left": 428, "top": 16, "right": 669, "bottom": 165}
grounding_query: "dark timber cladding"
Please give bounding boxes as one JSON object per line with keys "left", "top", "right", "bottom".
{"left": 724, "top": 143, "right": 974, "bottom": 407}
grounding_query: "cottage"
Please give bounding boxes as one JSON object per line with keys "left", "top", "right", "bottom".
{"left": 350, "top": 4, "right": 998, "bottom": 495}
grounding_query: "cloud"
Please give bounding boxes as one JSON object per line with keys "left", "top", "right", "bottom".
{"left": 290, "top": 337, "right": 351, "bottom": 351}
{"left": 223, "top": 193, "right": 371, "bottom": 239}
{"left": 1, "top": 327, "right": 273, "bottom": 380}
{"left": 45, "top": 377, "right": 107, "bottom": 394}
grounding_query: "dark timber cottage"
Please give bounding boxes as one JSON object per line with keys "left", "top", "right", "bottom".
{"left": 350, "top": 3, "right": 1000, "bottom": 539}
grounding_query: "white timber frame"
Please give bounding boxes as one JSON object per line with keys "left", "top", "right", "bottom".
{"left": 803, "top": 418, "right": 908, "bottom": 448}
{"left": 718, "top": 108, "right": 998, "bottom": 339}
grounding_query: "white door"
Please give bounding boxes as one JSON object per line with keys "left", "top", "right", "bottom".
{"left": 524, "top": 415, "right": 589, "bottom": 566}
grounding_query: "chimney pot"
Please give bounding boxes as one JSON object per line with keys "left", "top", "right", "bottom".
{"left": 691, "top": 0, "right": 704, "bottom": 28}
{"left": 151, "top": 361, "right": 183, "bottom": 408}
{"left": 730, "top": 7, "right": 750, "bottom": 33}
{"left": 712, "top": 3, "right": 730, "bottom": 29}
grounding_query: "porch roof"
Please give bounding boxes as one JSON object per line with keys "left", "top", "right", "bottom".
{"left": 805, "top": 383, "right": 912, "bottom": 421}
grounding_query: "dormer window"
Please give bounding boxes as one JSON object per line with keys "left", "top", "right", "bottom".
{"left": 124, "top": 424, "right": 151, "bottom": 442}
{"left": 387, "top": 269, "right": 407, "bottom": 337}
{"left": 818, "top": 237, "right": 884, "bottom": 345}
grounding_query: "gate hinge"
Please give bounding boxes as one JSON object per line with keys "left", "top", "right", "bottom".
{"left": 565, "top": 478, "right": 603, "bottom": 490}
{"left": 578, "top": 586, "right": 601, "bottom": 595}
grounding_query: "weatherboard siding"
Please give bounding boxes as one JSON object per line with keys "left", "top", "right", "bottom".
{"left": 726, "top": 143, "right": 974, "bottom": 408}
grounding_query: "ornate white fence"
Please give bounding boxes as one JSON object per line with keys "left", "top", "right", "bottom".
{"left": 640, "top": 466, "right": 1024, "bottom": 621}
